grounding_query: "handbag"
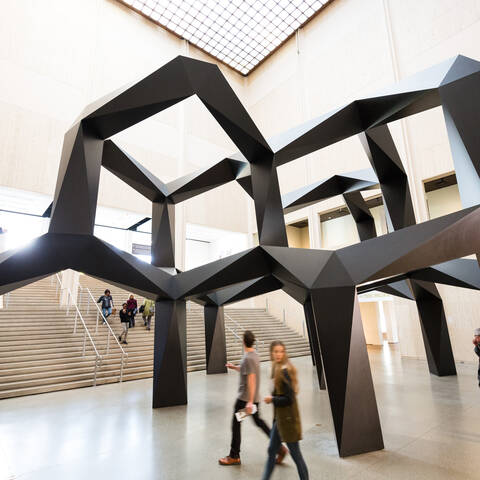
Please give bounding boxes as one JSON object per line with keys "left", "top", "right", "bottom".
{"left": 139, "top": 304, "right": 145, "bottom": 313}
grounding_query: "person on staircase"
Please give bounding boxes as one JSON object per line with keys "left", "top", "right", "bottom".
{"left": 97, "top": 289, "right": 114, "bottom": 322}
{"left": 141, "top": 298, "right": 155, "bottom": 331}
{"left": 126, "top": 294, "right": 138, "bottom": 328}
{"left": 219, "top": 330, "right": 288, "bottom": 466}
{"left": 473, "top": 328, "right": 480, "bottom": 387}
{"left": 261, "top": 340, "right": 309, "bottom": 480}
{"left": 118, "top": 303, "right": 129, "bottom": 345}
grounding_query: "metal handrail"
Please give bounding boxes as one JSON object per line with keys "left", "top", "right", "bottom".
{"left": 53, "top": 273, "right": 102, "bottom": 386}
{"left": 225, "top": 324, "right": 242, "bottom": 341}
{"left": 78, "top": 284, "right": 128, "bottom": 382}
{"left": 224, "top": 311, "right": 265, "bottom": 351}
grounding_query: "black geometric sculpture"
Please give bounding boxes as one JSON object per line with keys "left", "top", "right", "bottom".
{"left": 1, "top": 54, "right": 480, "bottom": 457}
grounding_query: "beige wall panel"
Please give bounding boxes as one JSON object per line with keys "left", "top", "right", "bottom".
{"left": 249, "top": 74, "right": 302, "bottom": 139}
{"left": 184, "top": 182, "right": 249, "bottom": 233}
{"left": 321, "top": 214, "right": 358, "bottom": 249}
{"left": 184, "top": 134, "right": 233, "bottom": 170}
{"left": 360, "top": 302, "right": 383, "bottom": 346}
{"left": 278, "top": 160, "right": 308, "bottom": 194}
{"left": 0, "top": 102, "right": 65, "bottom": 195}
{"left": 438, "top": 285, "right": 480, "bottom": 363}
{"left": 184, "top": 97, "right": 237, "bottom": 152}
{"left": 426, "top": 184, "right": 462, "bottom": 219}
{"left": 395, "top": 297, "right": 425, "bottom": 359}
{"left": 245, "top": 40, "right": 298, "bottom": 108}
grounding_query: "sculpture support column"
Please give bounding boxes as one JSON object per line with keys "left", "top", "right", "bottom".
{"left": 310, "top": 287, "right": 383, "bottom": 457}
{"left": 303, "top": 298, "right": 326, "bottom": 390}
{"left": 359, "top": 125, "right": 416, "bottom": 230}
{"left": 152, "top": 200, "right": 175, "bottom": 268}
{"left": 204, "top": 305, "right": 227, "bottom": 374}
{"left": 153, "top": 299, "right": 187, "bottom": 408}
{"left": 250, "top": 157, "right": 288, "bottom": 247}
{"left": 343, "top": 191, "right": 376, "bottom": 241}
{"left": 408, "top": 279, "right": 456, "bottom": 376}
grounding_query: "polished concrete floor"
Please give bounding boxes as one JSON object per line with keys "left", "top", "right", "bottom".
{"left": 1, "top": 346, "right": 480, "bottom": 479}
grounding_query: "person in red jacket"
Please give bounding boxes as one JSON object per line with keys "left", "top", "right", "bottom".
{"left": 126, "top": 294, "right": 138, "bottom": 328}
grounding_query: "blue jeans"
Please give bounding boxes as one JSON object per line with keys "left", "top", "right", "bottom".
{"left": 262, "top": 421, "right": 309, "bottom": 480}
{"left": 102, "top": 307, "right": 112, "bottom": 318}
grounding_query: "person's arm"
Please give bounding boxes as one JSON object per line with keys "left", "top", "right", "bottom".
{"left": 475, "top": 344, "right": 480, "bottom": 358}
{"left": 266, "top": 370, "right": 294, "bottom": 407}
{"left": 97, "top": 296, "right": 102, "bottom": 304}
{"left": 246, "top": 373, "right": 256, "bottom": 413}
{"left": 226, "top": 362, "right": 240, "bottom": 372}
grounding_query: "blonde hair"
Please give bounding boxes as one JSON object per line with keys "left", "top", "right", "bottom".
{"left": 270, "top": 341, "right": 298, "bottom": 393}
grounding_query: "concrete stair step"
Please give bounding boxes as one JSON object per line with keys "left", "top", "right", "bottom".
{"left": 0, "top": 275, "right": 310, "bottom": 399}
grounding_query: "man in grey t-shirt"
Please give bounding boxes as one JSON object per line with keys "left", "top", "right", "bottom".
{"left": 219, "top": 330, "right": 287, "bottom": 466}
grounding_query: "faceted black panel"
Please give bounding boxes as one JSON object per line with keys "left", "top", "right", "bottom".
{"left": 407, "top": 279, "right": 456, "bottom": 376}
{"left": 153, "top": 300, "right": 187, "bottom": 407}
{"left": 204, "top": 305, "right": 227, "bottom": 375}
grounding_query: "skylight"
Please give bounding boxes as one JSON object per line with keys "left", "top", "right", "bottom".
{"left": 117, "top": 0, "right": 333, "bottom": 75}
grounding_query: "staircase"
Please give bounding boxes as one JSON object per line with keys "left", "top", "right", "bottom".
{"left": 0, "top": 275, "right": 311, "bottom": 399}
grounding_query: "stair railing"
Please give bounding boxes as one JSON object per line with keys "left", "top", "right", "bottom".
{"left": 52, "top": 273, "right": 102, "bottom": 386}
{"left": 224, "top": 311, "right": 265, "bottom": 351}
{"left": 78, "top": 284, "right": 128, "bottom": 382}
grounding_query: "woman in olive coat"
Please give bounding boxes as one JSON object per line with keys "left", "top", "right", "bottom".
{"left": 262, "top": 340, "right": 309, "bottom": 480}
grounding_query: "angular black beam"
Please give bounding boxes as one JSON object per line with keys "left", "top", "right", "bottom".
{"left": 407, "top": 279, "right": 457, "bottom": 376}
{"left": 282, "top": 168, "right": 378, "bottom": 215}
{"left": 439, "top": 59, "right": 480, "bottom": 208}
{"left": 204, "top": 305, "right": 227, "bottom": 374}
{"left": 310, "top": 287, "right": 383, "bottom": 457}
{"left": 303, "top": 298, "right": 325, "bottom": 390}
{"left": 153, "top": 300, "right": 187, "bottom": 407}
{"left": 410, "top": 258, "right": 480, "bottom": 290}
{"left": 127, "top": 217, "right": 151, "bottom": 231}
{"left": 250, "top": 157, "right": 288, "bottom": 247}
{"left": 151, "top": 200, "right": 175, "bottom": 268}
{"left": 343, "top": 191, "right": 377, "bottom": 241}
{"left": 359, "top": 124, "right": 416, "bottom": 230}
{"left": 49, "top": 123, "right": 104, "bottom": 235}
{"left": 42, "top": 202, "right": 53, "bottom": 218}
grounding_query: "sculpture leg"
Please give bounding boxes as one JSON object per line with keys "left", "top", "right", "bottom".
{"left": 204, "top": 305, "right": 227, "bottom": 374}
{"left": 153, "top": 300, "right": 187, "bottom": 407}
{"left": 303, "top": 298, "right": 326, "bottom": 390}
{"left": 310, "top": 287, "right": 383, "bottom": 457}
{"left": 408, "top": 280, "right": 456, "bottom": 376}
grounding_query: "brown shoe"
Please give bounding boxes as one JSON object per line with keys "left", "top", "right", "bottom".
{"left": 276, "top": 445, "right": 288, "bottom": 465}
{"left": 219, "top": 456, "right": 241, "bottom": 466}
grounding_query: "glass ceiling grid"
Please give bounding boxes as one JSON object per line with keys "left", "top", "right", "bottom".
{"left": 117, "top": 0, "right": 333, "bottom": 75}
